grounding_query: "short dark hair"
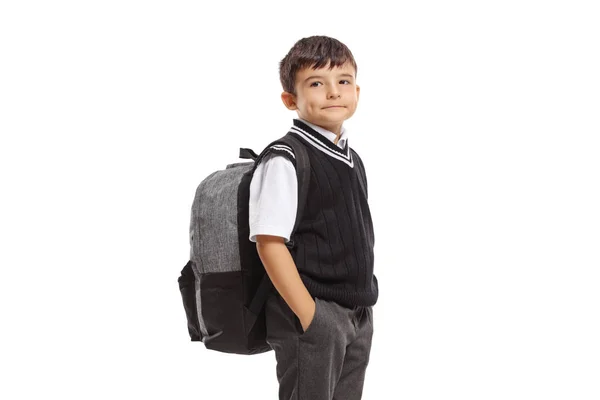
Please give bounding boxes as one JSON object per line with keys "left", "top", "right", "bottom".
{"left": 279, "top": 35, "right": 358, "bottom": 95}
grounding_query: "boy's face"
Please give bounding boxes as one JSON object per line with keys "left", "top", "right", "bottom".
{"left": 281, "top": 61, "right": 360, "bottom": 136}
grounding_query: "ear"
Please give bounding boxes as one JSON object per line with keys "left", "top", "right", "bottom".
{"left": 356, "top": 84, "right": 360, "bottom": 102}
{"left": 281, "top": 92, "right": 298, "bottom": 110}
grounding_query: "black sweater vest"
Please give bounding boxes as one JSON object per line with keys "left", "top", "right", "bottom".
{"left": 266, "top": 119, "right": 379, "bottom": 307}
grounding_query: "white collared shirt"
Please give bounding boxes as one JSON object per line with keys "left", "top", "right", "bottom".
{"left": 249, "top": 119, "right": 348, "bottom": 242}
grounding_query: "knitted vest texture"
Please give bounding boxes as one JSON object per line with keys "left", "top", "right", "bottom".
{"left": 264, "top": 119, "right": 379, "bottom": 307}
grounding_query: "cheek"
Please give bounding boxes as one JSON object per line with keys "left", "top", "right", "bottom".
{"left": 345, "top": 86, "right": 357, "bottom": 96}
{"left": 305, "top": 99, "right": 319, "bottom": 110}
{"left": 348, "top": 91, "right": 359, "bottom": 103}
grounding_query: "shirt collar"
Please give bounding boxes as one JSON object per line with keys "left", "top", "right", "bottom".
{"left": 298, "top": 118, "right": 348, "bottom": 149}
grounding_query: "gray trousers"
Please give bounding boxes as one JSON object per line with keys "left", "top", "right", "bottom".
{"left": 264, "top": 291, "right": 374, "bottom": 400}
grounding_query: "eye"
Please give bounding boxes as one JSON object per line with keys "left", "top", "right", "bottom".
{"left": 340, "top": 80, "right": 351, "bottom": 84}
{"left": 310, "top": 82, "right": 322, "bottom": 87}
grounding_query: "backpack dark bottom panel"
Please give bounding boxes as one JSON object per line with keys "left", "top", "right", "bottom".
{"left": 199, "top": 271, "right": 272, "bottom": 355}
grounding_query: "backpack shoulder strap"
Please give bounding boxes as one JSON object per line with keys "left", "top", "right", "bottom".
{"left": 275, "top": 133, "right": 310, "bottom": 246}
{"left": 247, "top": 133, "right": 311, "bottom": 312}
{"left": 247, "top": 133, "right": 310, "bottom": 242}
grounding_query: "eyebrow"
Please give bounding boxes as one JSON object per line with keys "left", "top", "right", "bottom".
{"left": 304, "top": 73, "right": 354, "bottom": 83}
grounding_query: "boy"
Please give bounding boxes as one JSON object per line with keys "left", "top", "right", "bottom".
{"left": 249, "top": 35, "right": 378, "bottom": 400}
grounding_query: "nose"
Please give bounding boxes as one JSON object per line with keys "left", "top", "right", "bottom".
{"left": 327, "top": 88, "right": 341, "bottom": 99}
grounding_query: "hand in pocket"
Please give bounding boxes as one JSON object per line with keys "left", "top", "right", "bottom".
{"left": 300, "top": 298, "right": 317, "bottom": 333}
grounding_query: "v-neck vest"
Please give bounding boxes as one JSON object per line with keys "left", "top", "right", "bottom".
{"left": 266, "top": 119, "right": 379, "bottom": 307}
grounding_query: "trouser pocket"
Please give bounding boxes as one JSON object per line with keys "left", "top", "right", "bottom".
{"left": 295, "top": 297, "right": 321, "bottom": 339}
{"left": 266, "top": 293, "right": 325, "bottom": 341}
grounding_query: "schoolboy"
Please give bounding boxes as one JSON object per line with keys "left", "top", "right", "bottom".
{"left": 249, "top": 35, "right": 379, "bottom": 400}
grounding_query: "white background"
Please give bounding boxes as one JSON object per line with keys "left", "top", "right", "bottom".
{"left": 1, "top": 0, "right": 599, "bottom": 399}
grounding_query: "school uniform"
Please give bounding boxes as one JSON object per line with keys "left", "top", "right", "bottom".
{"left": 249, "top": 118, "right": 378, "bottom": 400}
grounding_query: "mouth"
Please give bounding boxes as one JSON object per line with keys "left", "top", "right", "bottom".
{"left": 323, "top": 106, "right": 345, "bottom": 109}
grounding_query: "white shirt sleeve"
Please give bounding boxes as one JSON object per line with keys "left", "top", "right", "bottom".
{"left": 249, "top": 153, "right": 298, "bottom": 243}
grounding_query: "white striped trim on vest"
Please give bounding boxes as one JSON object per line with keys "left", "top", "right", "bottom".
{"left": 269, "top": 144, "right": 295, "bottom": 159}
{"left": 289, "top": 120, "right": 354, "bottom": 167}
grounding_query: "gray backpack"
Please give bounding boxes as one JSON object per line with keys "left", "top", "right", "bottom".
{"left": 177, "top": 133, "right": 310, "bottom": 354}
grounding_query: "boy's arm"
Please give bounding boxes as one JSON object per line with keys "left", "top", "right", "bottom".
{"left": 256, "top": 234, "right": 315, "bottom": 331}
